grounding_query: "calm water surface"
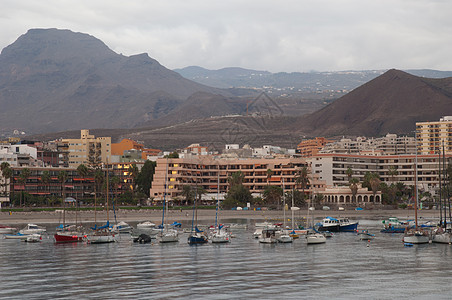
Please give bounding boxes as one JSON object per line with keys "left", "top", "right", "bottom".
{"left": 1, "top": 219, "right": 452, "bottom": 299}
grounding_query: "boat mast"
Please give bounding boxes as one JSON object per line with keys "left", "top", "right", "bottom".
{"left": 215, "top": 167, "right": 219, "bottom": 229}
{"left": 282, "top": 177, "right": 286, "bottom": 229}
{"left": 439, "top": 146, "right": 443, "bottom": 227}
{"left": 161, "top": 158, "right": 168, "bottom": 231}
{"left": 291, "top": 188, "right": 295, "bottom": 230}
{"left": 106, "top": 160, "right": 109, "bottom": 223}
{"left": 414, "top": 132, "right": 419, "bottom": 230}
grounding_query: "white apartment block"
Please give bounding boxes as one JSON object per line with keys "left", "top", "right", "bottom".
{"left": 311, "top": 153, "right": 450, "bottom": 195}
{"left": 416, "top": 116, "right": 452, "bottom": 155}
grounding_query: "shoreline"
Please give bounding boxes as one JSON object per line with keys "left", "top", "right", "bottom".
{"left": 0, "top": 208, "right": 441, "bottom": 226}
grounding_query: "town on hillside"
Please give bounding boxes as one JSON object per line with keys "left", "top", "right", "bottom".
{"left": 0, "top": 117, "right": 451, "bottom": 210}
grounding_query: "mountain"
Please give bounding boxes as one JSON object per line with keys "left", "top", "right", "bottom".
{"left": 0, "top": 28, "right": 231, "bottom": 134}
{"left": 295, "top": 69, "right": 452, "bottom": 136}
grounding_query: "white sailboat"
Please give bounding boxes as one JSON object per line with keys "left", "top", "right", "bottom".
{"left": 432, "top": 143, "right": 452, "bottom": 244}
{"left": 85, "top": 163, "right": 116, "bottom": 244}
{"left": 306, "top": 193, "right": 326, "bottom": 245}
{"left": 157, "top": 160, "right": 179, "bottom": 243}
{"left": 211, "top": 171, "right": 230, "bottom": 243}
{"left": 277, "top": 178, "right": 293, "bottom": 243}
{"left": 403, "top": 134, "right": 429, "bottom": 244}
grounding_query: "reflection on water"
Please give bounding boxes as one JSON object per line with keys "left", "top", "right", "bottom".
{"left": 1, "top": 219, "right": 452, "bottom": 299}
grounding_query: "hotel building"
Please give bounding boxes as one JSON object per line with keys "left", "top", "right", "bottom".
{"left": 416, "top": 116, "right": 452, "bottom": 155}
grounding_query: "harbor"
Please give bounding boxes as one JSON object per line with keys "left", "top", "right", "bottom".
{"left": 2, "top": 209, "right": 452, "bottom": 299}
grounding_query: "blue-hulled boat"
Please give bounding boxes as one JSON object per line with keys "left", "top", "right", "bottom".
{"left": 317, "top": 216, "right": 358, "bottom": 232}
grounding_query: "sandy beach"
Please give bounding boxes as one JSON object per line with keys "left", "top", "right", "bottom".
{"left": 0, "top": 208, "right": 441, "bottom": 226}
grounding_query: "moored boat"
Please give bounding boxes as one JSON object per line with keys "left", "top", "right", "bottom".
{"left": 306, "top": 232, "right": 326, "bottom": 244}
{"left": 258, "top": 228, "right": 278, "bottom": 244}
{"left": 19, "top": 223, "right": 46, "bottom": 235}
{"left": 0, "top": 224, "right": 17, "bottom": 234}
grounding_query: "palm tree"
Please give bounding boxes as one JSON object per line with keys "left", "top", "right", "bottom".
{"left": 266, "top": 169, "right": 273, "bottom": 187}
{"left": 346, "top": 168, "right": 354, "bottom": 182}
{"left": 128, "top": 164, "right": 139, "bottom": 199}
{"left": 181, "top": 185, "right": 193, "bottom": 205}
{"left": 388, "top": 166, "right": 398, "bottom": 183}
{"left": 295, "top": 166, "right": 310, "bottom": 199}
{"left": 349, "top": 177, "right": 359, "bottom": 203}
{"left": 110, "top": 176, "right": 120, "bottom": 208}
{"left": 18, "top": 168, "right": 31, "bottom": 207}
{"left": 77, "top": 164, "right": 89, "bottom": 202}
{"left": 41, "top": 171, "right": 51, "bottom": 206}
{"left": 369, "top": 175, "right": 381, "bottom": 203}
{"left": 228, "top": 171, "right": 245, "bottom": 188}
{"left": 1, "top": 163, "right": 12, "bottom": 203}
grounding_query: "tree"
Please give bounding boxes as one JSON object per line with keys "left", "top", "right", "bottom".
{"left": 388, "top": 166, "right": 398, "bottom": 183}
{"left": 181, "top": 185, "right": 194, "bottom": 205}
{"left": 110, "top": 176, "right": 120, "bottom": 208}
{"left": 58, "top": 171, "right": 68, "bottom": 201}
{"left": 128, "top": 164, "right": 139, "bottom": 197}
{"left": 286, "top": 189, "right": 306, "bottom": 207}
{"left": 363, "top": 172, "right": 381, "bottom": 202}
{"left": 345, "top": 168, "right": 354, "bottom": 182}
{"left": 77, "top": 164, "right": 89, "bottom": 201}
{"left": 136, "top": 160, "right": 156, "bottom": 197}
{"left": 164, "top": 152, "right": 179, "bottom": 158}
{"left": 266, "top": 169, "right": 273, "bottom": 186}
{"left": 262, "top": 185, "right": 283, "bottom": 209}
{"left": 223, "top": 184, "right": 252, "bottom": 209}
{"left": 349, "top": 177, "right": 359, "bottom": 203}
{"left": 1, "top": 162, "right": 12, "bottom": 201}
{"left": 295, "top": 166, "right": 310, "bottom": 197}
{"left": 18, "top": 168, "right": 31, "bottom": 206}
{"left": 228, "top": 171, "right": 245, "bottom": 188}
{"left": 41, "top": 171, "right": 51, "bottom": 206}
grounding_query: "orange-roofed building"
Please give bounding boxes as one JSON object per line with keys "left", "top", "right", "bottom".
{"left": 297, "top": 137, "right": 332, "bottom": 157}
{"left": 112, "top": 139, "right": 161, "bottom": 159}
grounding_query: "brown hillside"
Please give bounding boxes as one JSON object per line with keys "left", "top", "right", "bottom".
{"left": 296, "top": 69, "right": 452, "bottom": 137}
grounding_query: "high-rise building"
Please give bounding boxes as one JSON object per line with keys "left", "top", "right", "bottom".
{"left": 416, "top": 116, "right": 452, "bottom": 155}
{"left": 59, "top": 130, "right": 111, "bottom": 168}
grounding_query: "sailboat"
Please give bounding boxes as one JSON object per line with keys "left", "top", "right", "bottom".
{"left": 306, "top": 192, "right": 326, "bottom": 245}
{"left": 54, "top": 179, "right": 83, "bottom": 243}
{"left": 211, "top": 171, "right": 230, "bottom": 243}
{"left": 187, "top": 182, "right": 208, "bottom": 245}
{"left": 157, "top": 160, "right": 179, "bottom": 243}
{"left": 432, "top": 143, "right": 452, "bottom": 244}
{"left": 85, "top": 163, "right": 116, "bottom": 244}
{"left": 403, "top": 135, "right": 429, "bottom": 244}
{"left": 277, "top": 178, "right": 293, "bottom": 243}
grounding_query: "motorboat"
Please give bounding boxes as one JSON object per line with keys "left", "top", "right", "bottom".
{"left": 112, "top": 221, "right": 133, "bottom": 234}
{"left": 0, "top": 224, "right": 17, "bottom": 234}
{"left": 381, "top": 217, "right": 410, "bottom": 233}
{"left": 24, "top": 234, "right": 42, "bottom": 243}
{"left": 253, "top": 228, "right": 263, "bottom": 239}
{"left": 19, "top": 224, "right": 46, "bottom": 235}
{"left": 277, "top": 229, "right": 293, "bottom": 243}
{"left": 338, "top": 218, "right": 359, "bottom": 232}
{"left": 136, "top": 221, "right": 160, "bottom": 236}
{"left": 4, "top": 232, "right": 29, "bottom": 240}
{"left": 137, "top": 221, "right": 156, "bottom": 229}
{"left": 210, "top": 227, "right": 231, "bottom": 243}
{"left": 258, "top": 228, "right": 278, "bottom": 244}
{"left": 317, "top": 217, "right": 340, "bottom": 232}
{"left": 306, "top": 232, "right": 326, "bottom": 244}
{"left": 157, "top": 228, "right": 179, "bottom": 243}
{"left": 357, "top": 229, "right": 375, "bottom": 240}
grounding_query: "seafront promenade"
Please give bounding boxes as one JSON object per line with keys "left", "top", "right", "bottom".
{"left": 0, "top": 208, "right": 440, "bottom": 225}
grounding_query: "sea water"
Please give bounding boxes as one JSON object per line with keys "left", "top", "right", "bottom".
{"left": 1, "top": 219, "right": 452, "bottom": 299}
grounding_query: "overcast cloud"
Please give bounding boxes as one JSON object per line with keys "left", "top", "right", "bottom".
{"left": 1, "top": 0, "right": 451, "bottom": 72}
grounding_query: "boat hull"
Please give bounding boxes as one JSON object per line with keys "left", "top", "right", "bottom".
{"left": 54, "top": 232, "right": 84, "bottom": 243}
{"left": 432, "top": 232, "right": 452, "bottom": 244}
{"left": 403, "top": 234, "right": 429, "bottom": 244}
{"left": 188, "top": 234, "right": 208, "bottom": 245}
{"left": 306, "top": 234, "right": 326, "bottom": 244}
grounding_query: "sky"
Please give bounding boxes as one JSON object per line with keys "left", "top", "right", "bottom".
{"left": 1, "top": 0, "right": 451, "bottom": 73}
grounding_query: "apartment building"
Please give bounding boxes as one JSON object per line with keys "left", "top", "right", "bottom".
{"left": 59, "top": 130, "right": 111, "bottom": 168}
{"left": 149, "top": 157, "right": 310, "bottom": 201}
{"left": 297, "top": 137, "right": 333, "bottom": 157}
{"left": 416, "top": 116, "right": 452, "bottom": 155}
{"left": 311, "top": 153, "right": 451, "bottom": 195}
{"left": 320, "top": 134, "right": 416, "bottom": 155}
